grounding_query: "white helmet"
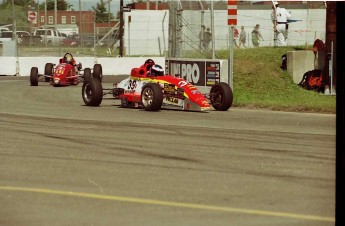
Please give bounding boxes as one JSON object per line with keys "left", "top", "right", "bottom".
{"left": 149, "top": 64, "right": 164, "bottom": 76}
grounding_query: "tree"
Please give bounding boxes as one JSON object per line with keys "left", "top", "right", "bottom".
{"left": 92, "top": 0, "right": 114, "bottom": 23}
{"left": 0, "top": 2, "right": 32, "bottom": 30}
{"left": 38, "top": 0, "right": 68, "bottom": 11}
{"left": 3, "top": 0, "right": 34, "bottom": 7}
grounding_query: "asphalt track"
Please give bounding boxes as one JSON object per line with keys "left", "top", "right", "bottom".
{"left": 0, "top": 76, "right": 335, "bottom": 226}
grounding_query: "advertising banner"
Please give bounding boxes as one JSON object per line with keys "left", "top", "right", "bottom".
{"left": 165, "top": 58, "right": 227, "bottom": 87}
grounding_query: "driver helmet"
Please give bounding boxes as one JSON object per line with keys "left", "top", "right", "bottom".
{"left": 144, "top": 59, "right": 155, "bottom": 71}
{"left": 64, "top": 53, "right": 73, "bottom": 64}
{"left": 149, "top": 64, "right": 164, "bottom": 76}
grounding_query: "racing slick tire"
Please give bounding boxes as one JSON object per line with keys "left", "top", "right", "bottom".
{"left": 82, "top": 78, "right": 103, "bottom": 107}
{"left": 44, "top": 63, "right": 53, "bottom": 82}
{"left": 141, "top": 83, "right": 163, "bottom": 111}
{"left": 210, "top": 82, "right": 233, "bottom": 111}
{"left": 83, "top": 68, "right": 92, "bottom": 82}
{"left": 93, "top": 64, "right": 102, "bottom": 82}
{"left": 30, "top": 67, "right": 39, "bottom": 86}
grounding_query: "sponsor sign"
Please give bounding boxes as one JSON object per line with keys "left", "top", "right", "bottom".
{"left": 165, "top": 59, "right": 223, "bottom": 87}
{"left": 206, "top": 62, "right": 220, "bottom": 85}
{"left": 165, "top": 60, "right": 206, "bottom": 86}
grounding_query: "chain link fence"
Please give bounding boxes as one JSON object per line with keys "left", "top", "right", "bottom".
{"left": 1, "top": 2, "right": 326, "bottom": 59}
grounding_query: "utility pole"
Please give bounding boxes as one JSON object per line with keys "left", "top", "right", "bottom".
{"left": 119, "top": 0, "right": 124, "bottom": 56}
{"left": 79, "top": 0, "right": 82, "bottom": 39}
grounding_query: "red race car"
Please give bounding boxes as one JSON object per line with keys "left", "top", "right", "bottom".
{"left": 82, "top": 59, "right": 233, "bottom": 112}
{"left": 30, "top": 52, "right": 102, "bottom": 87}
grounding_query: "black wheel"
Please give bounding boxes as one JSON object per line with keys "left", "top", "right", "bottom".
{"left": 83, "top": 68, "right": 92, "bottom": 82}
{"left": 44, "top": 63, "right": 53, "bottom": 82}
{"left": 141, "top": 83, "right": 163, "bottom": 111}
{"left": 93, "top": 64, "right": 102, "bottom": 82}
{"left": 82, "top": 78, "right": 103, "bottom": 106}
{"left": 210, "top": 82, "right": 233, "bottom": 111}
{"left": 30, "top": 67, "right": 39, "bottom": 86}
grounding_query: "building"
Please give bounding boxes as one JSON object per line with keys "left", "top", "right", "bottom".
{"left": 33, "top": 10, "right": 116, "bottom": 36}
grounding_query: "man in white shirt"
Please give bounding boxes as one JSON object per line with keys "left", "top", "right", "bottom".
{"left": 272, "top": 1, "right": 291, "bottom": 46}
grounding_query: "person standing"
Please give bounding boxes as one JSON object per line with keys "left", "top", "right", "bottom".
{"left": 251, "top": 24, "right": 263, "bottom": 47}
{"left": 203, "top": 27, "right": 212, "bottom": 50}
{"left": 239, "top": 26, "right": 247, "bottom": 48}
{"left": 233, "top": 26, "right": 239, "bottom": 48}
{"left": 272, "top": 1, "right": 291, "bottom": 46}
{"left": 198, "top": 25, "right": 205, "bottom": 51}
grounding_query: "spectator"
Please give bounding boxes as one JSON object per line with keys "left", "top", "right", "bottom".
{"left": 203, "top": 27, "right": 212, "bottom": 50}
{"left": 199, "top": 25, "right": 206, "bottom": 51}
{"left": 251, "top": 24, "right": 263, "bottom": 47}
{"left": 233, "top": 26, "right": 239, "bottom": 48}
{"left": 271, "top": 1, "right": 291, "bottom": 46}
{"left": 239, "top": 26, "right": 247, "bottom": 48}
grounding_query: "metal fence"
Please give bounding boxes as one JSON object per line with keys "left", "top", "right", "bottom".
{"left": 1, "top": 4, "right": 326, "bottom": 59}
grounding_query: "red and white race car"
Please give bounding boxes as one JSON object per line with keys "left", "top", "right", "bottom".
{"left": 30, "top": 53, "right": 102, "bottom": 87}
{"left": 82, "top": 59, "right": 233, "bottom": 112}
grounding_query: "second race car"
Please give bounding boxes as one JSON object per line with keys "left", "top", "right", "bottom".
{"left": 30, "top": 52, "right": 102, "bottom": 87}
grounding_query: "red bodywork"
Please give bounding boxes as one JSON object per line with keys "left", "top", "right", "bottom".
{"left": 117, "top": 66, "right": 211, "bottom": 111}
{"left": 51, "top": 60, "right": 79, "bottom": 86}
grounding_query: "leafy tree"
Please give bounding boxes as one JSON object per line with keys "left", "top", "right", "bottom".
{"left": 2, "top": 0, "right": 35, "bottom": 7}
{"left": 92, "top": 0, "right": 114, "bottom": 23}
{"left": 38, "top": 0, "right": 68, "bottom": 11}
{"left": 0, "top": 3, "right": 32, "bottom": 30}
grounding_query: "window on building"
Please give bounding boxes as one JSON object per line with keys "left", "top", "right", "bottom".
{"left": 71, "top": 16, "right": 76, "bottom": 24}
{"left": 40, "top": 16, "right": 44, "bottom": 23}
{"left": 62, "top": 16, "right": 66, "bottom": 24}
{"left": 48, "top": 16, "right": 53, "bottom": 24}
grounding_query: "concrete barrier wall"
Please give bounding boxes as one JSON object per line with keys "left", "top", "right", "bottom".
{"left": 0, "top": 57, "right": 165, "bottom": 77}
{"left": 287, "top": 50, "right": 315, "bottom": 84}
{"left": 0, "top": 56, "right": 230, "bottom": 88}
{"left": 0, "top": 57, "right": 16, "bottom": 75}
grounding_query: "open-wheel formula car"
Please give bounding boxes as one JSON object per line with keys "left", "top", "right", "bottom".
{"left": 82, "top": 59, "right": 233, "bottom": 112}
{"left": 30, "top": 52, "right": 102, "bottom": 87}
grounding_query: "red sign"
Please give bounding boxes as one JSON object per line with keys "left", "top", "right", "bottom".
{"left": 227, "top": 0, "right": 237, "bottom": 26}
{"left": 28, "top": 11, "right": 37, "bottom": 22}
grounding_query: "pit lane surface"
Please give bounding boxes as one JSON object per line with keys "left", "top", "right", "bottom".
{"left": 0, "top": 76, "right": 335, "bottom": 226}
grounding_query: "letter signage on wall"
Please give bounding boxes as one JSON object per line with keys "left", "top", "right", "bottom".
{"left": 165, "top": 59, "right": 222, "bottom": 87}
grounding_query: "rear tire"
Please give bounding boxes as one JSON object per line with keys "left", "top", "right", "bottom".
{"left": 82, "top": 78, "right": 103, "bottom": 106}
{"left": 83, "top": 68, "right": 92, "bottom": 82}
{"left": 30, "top": 67, "right": 39, "bottom": 86}
{"left": 210, "top": 82, "right": 233, "bottom": 111}
{"left": 93, "top": 64, "right": 102, "bottom": 82}
{"left": 141, "top": 83, "right": 163, "bottom": 111}
{"left": 44, "top": 63, "right": 53, "bottom": 82}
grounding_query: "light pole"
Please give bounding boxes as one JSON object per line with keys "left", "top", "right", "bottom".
{"left": 11, "top": 0, "right": 16, "bottom": 40}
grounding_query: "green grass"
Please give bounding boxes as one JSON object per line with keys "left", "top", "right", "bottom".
{"left": 217, "top": 47, "right": 336, "bottom": 114}
{"left": 20, "top": 45, "right": 336, "bottom": 114}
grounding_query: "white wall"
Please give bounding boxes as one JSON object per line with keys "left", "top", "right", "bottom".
{"left": 1, "top": 57, "right": 166, "bottom": 76}
{"left": 123, "top": 8, "right": 326, "bottom": 54}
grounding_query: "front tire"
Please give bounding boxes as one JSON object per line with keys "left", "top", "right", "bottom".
{"left": 210, "top": 82, "right": 233, "bottom": 111}
{"left": 93, "top": 64, "right": 102, "bottom": 82}
{"left": 82, "top": 78, "right": 103, "bottom": 106}
{"left": 30, "top": 67, "right": 39, "bottom": 86}
{"left": 141, "top": 83, "right": 163, "bottom": 111}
